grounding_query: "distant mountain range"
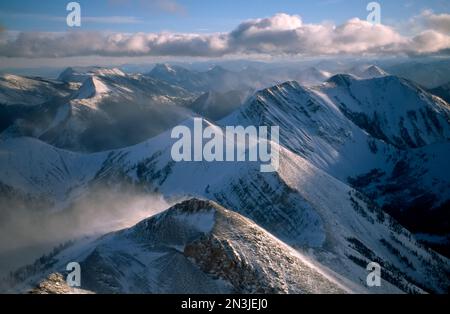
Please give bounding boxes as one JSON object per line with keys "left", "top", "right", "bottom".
{"left": 0, "top": 64, "right": 449, "bottom": 294}
{"left": 1, "top": 68, "right": 196, "bottom": 151}
{"left": 386, "top": 59, "right": 450, "bottom": 89}
{"left": 147, "top": 63, "right": 336, "bottom": 93}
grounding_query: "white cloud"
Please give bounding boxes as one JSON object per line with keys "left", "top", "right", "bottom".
{"left": 419, "top": 10, "right": 450, "bottom": 35}
{"left": 1, "top": 12, "right": 450, "bottom": 58}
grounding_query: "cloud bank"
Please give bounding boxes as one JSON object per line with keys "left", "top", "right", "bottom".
{"left": 1, "top": 12, "right": 450, "bottom": 58}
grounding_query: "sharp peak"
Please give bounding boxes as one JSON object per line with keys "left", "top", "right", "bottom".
{"left": 250, "top": 81, "right": 305, "bottom": 100}
{"left": 60, "top": 66, "right": 124, "bottom": 76}
{"left": 74, "top": 75, "right": 110, "bottom": 99}
{"left": 170, "top": 198, "right": 222, "bottom": 213}
{"left": 151, "top": 63, "right": 192, "bottom": 74}
{"left": 133, "top": 198, "right": 222, "bottom": 230}
{"left": 327, "top": 73, "right": 359, "bottom": 86}
{"left": 350, "top": 63, "right": 376, "bottom": 69}
{"left": 328, "top": 73, "right": 428, "bottom": 94}
{"left": 366, "top": 64, "right": 383, "bottom": 70}
{"left": 363, "top": 64, "right": 388, "bottom": 74}
{"left": 91, "top": 67, "right": 125, "bottom": 76}
{"left": 60, "top": 66, "right": 75, "bottom": 74}
{"left": 248, "top": 81, "right": 307, "bottom": 106}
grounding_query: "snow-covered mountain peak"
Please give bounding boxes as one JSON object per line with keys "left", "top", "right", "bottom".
{"left": 150, "top": 63, "right": 184, "bottom": 77}
{"left": 93, "top": 67, "right": 125, "bottom": 77}
{"left": 129, "top": 199, "right": 217, "bottom": 242}
{"left": 363, "top": 65, "right": 389, "bottom": 78}
{"left": 57, "top": 67, "right": 82, "bottom": 82}
{"left": 320, "top": 74, "right": 450, "bottom": 148}
{"left": 228, "top": 79, "right": 332, "bottom": 127}
{"left": 348, "top": 64, "right": 389, "bottom": 79}
{"left": 2, "top": 115, "right": 450, "bottom": 293}
{"left": 58, "top": 67, "right": 125, "bottom": 84}
{"left": 75, "top": 76, "right": 110, "bottom": 100}
{"left": 326, "top": 73, "right": 359, "bottom": 87}
{"left": 7, "top": 198, "right": 348, "bottom": 293}
{"left": 0, "top": 73, "right": 74, "bottom": 106}
{"left": 1, "top": 63, "right": 450, "bottom": 295}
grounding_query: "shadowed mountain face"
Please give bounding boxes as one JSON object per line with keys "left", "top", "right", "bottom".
{"left": 186, "top": 89, "right": 252, "bottom": 121}
{"left": 1, "top": 68, "right": 197, "bottom": 152}
{"left": 0, "top": 64, "right": 449, "bottom": 294}
{"left": 225, "top": 77, "right": 450, "bottom": 246}
{"left": 0, "top": 73, "right": 79, "bottom": 134}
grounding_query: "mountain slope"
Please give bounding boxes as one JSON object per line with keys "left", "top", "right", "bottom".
{"left": 57, "top": 67, "right": 126, "bottom": 84}
{"left": 1, "top": 72, "right": 450, "bottom": 294}
{"left": 322, "top": 74, "right": 450, "bottom": 149}
{"left": 222, "top": 78, "right": 450, "bottom": 246}
{"left": 0, "top": 73, "right": 78, "bottom": 134}
{"left": 2, "top": 69, "right": 197, "bottom": 152}
{"left": 386, "top": 59, "right": 450, "bottom": 89}
{"left": 6, "top": 199, "right": 347, "bottom": 294}
{"left": 1, "top": 116, "right": 449, "bottom": 293}
{"left": 349, "top": 65, "right": 389, "bottom": 79}
{"left": 186, "top": 89, "right": 251, "bottom": 121}
{"left": 0, "top": 73, "right": 76, "bottom": 106}
{"left": 148, "top": 64, "right": 214, "bottom": 93}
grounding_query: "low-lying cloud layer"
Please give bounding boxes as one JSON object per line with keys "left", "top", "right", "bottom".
{"left": 0, "top": 186, "right": 172, "bottom": 276}
{"left": 1, "top": 12, "right": 450, "bottom": 58}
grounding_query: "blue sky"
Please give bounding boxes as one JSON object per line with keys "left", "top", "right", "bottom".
{"left": 0, "top": 0, "right": 449, "bottom": 33}
{"left": 1, "top": 0, "right": 449, "bottom": 68}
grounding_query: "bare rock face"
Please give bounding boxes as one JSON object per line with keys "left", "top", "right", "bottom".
{"left": 182, "top": 200, "right": 346, "bottom": 294}
{"left": 30, "top": 273, "right": 93, "bottom": 294}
